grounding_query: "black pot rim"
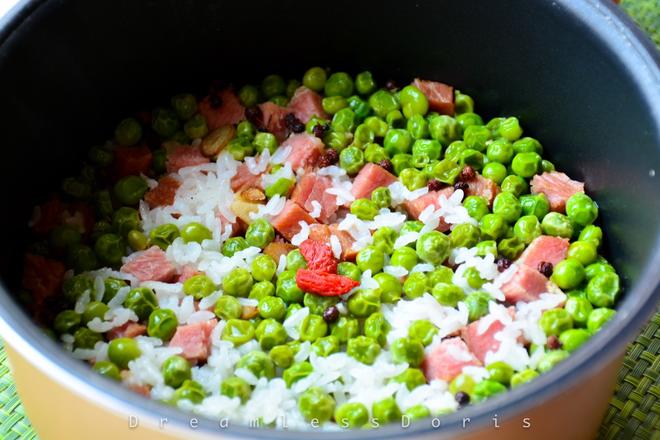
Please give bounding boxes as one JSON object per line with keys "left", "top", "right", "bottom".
{"left": 0, "top": 0, "right": 658, "bottom": 438}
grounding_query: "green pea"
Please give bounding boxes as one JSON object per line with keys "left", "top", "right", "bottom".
{"left": 66, "top": 244, "right": 98, "bottom": 273}
{"left": 184, "top": 114, "right": 208, "bottom": 139}
{"left": 463, "top": 125, "right": 491, "bottom": 152}
{"left": 93, "top": 233, "right": 124, "bottom": 267}
{"left": 432, "top": 283, "right": 465, "bottom": 307}
{"left": 249, "top": 255, "right": 276, "bottom": 283}
{"left": 324, "top": 72, "right": 354, "bottom": 98}
{"left": 510, "top": 137, "right": 541, "bottom": 155}
{"left": 101, "top": 278, "right": 126, "bottom": 304}
{"left": 312, "top": 335, "right": 340, "bottom": 357}
{"left": 391, "top": 337, "right": 425, "bottom": 367}
{"left": 276, "top": 270, "right": 304, "bottom": 304}
{"left": 322, "top": 96, "right": 348, "bottom": 115}
{"left": 249, "top": 280, "right": 275, "bottom": 301}
{"left": 513, "top": 215, "right": 542, "bottom": 244}
{"left": 287, "top": 80, "right": 301, "bottom": 98}
{"left": 123, "top": 287, "right": 158, "bottom": 320}
{"left": 300, "top": 314, "right": 327, "bottom": 342}
{"left": 93, "top": 360, "right": 121, "bottom": 381}
{"left": 348, "top": 96, "right": 371, "bottom": 121}
{"left": 347, "top": 289, "right": 380, "bottom": 318}
{"left": 454, "top": 90, "right": 474, "bottom": 114}
{"left": 465, "top": 291, "right": 491, "bottom": 321}
{"left": 286, "top": 249, "right": 307, "bottom": 270}
{"left": 399, "top": 167, "right": 428, "bottom": 191}
{"left": 50, "top": 225, "right": 82, "bottom": 251}
{"left": 566, "top": 193, "right": 598, "bottom": 226}
{"left": 389, "top": 247, "right": 417, "bottom": 271}
{"left": 586, "top": 272, "right": 619, "bottom": 308}
{"left": 364, "top": 312, "right": 391, "bottom": 346}
{"left": 390, "top": 368, "right": 425, "bottom": 393}
{"left": 372, "top": 397, "right": 402, "bottom": 424}
{"left": 337, "top": 262, "right": 361, "bottom": 282}
{"left": 72, "top": 327, "right": 102, "bottom": 349}
{"left": 330, "top": 316, "right": 359, "bottom": 343}
{"left": 331, "top": 108, "right": 356, "bottom": 133}
{"left": 364, "top": 143, "right": 388, "bottom": 164}
{"left": 115, "top": 118, "right": 142, "bottom": 146}
{"left": 223, "top": 268, "right": 253, "bottom": 297}
{"left": 499, "top": 175, "right": 527, "bottom": 197}
{"left": 400, "top": 220, "right": 424, "bottom": 236}
{"left": 537, "top": 350, "right": 570, "bottom": 373}
{"left": 399, "top": 85, "right": 429, "bottom": 118}
{"left": 160, "top": 355, "right": 191, "bottom": 388}
{"left": 298, "top": 387, "right": 335, "bottom": 423}
{"left": 390, "top": 153, "right": 413, "bottom": 175}
{"left": 416, "top": 231, "right": 450, "bottom": 265}
{"left": 236, "top": 351, "right": 275, "bottom": 379}
{"left": 53, "top": 310, "right": 81, "bottom": 334}
{"left": 353, "top": 71, "right": 376, "bottom": 96}
{"left": 428, "top": 266, "right": 454, "bottom": 286}
{"left": 222, "top": 319, "right": 255, "bottom": 347}
{"left": 88, "top": 145, "right": 114, "bottom": 168}
{"left": 214, "top": 295, "right": 242, "bottom": 320}
{"left": 335, "top": 402, "right": 370, "bottom": 428}
{"left": 255, "top": 318, "right": 287, "bottom": 350}
{"left": 579, "top": 225, "right": 603, "bottom": 248}
{"left": 255, "top": 296, "right": 285, "bottom": 321}
{"left": 541, "top": 160, "right": 555, "bottom": 173}
{"left": 151, "top": 107, "right": 180, "bottom": 138}
{"left": 498, "top": 236, "right": 526, "bottom": 260}
{"left": 484, "top": 361, "right": 513, "bottom": 385}
{"left": 269, "top": 345, "right": 294, "bottom": 369}
{"left": 564, "top": 296, "right": 593, "bottom": 327}
{"left": 567, "top": 241, "right": 598, "bottom": 266}
{"left": 510, "top": 369, "right": 539, "bottom": 388}
{"left": 339, "top": 146, "right": 365, "bottom": 175}
{"left": 475, "top": 240, "right": 498, "bottom": 257}
{"left": 472, "top": 379, "right": 507, "bottom": 402}
{"left": 261, "top": 74, "right": 285, "bottom": 98}
{"left": 351, "top": 198, "right": 379, "bottom": 221}
{"left": 587, "top": 308, "right": 616, "bottom": 332}
{"left": 481, "top": 162, "right": 507, "bottom": 184}
{"left": 113, "top": 175, "right": 148, "bottom": 207}
{"left": 61, "top": 176, "right": 91, "bottom": 200}
{"left": 429, "top": 115, "right": 459, "bottom": 145}
{"left": 265, "top": 176, "right": 294, "bottom": 198}
{"left": 108, "top": 337, "right": 141, "bottom": 369}
{"left": 369, "top": 90, "right": 399, "bottom": 118}
{"left": 449, "top": 373, "right": 476, "bottom": 395}
{"left": 127, "top": 230, "right": 148, "bottom": 251}
{"left": 283, "top": 362, "right": 313, "bottom": 387}
{"left": 347, "top": 335, "right": 381, "bottom": 365}
{"left": 383, "top": 128, "right": 412, "bottom": 157}
{"left": 403, "top": 272, "right": 429, "bottom": 299}
{"left": 464, "top": 266, "right": 486, "bottom": 289}
{"left": 356, "top": 246, "right": 385, "bottom": 273}
{"left": 497, "top": 116, "right": 523, "bottom": 141}
{"left": 486, "top": 139, "right": 514, "bottom": 164}
{"left": 303, "top": 293, "right": 339, "bottom": 316}
{"left": 444, "top": 140, "right": 466, "bottom": 161}
{"left": 149, "top": 223, "right": 180, "bottom": 250}
{"left": 146, "top": 308, "right": 178, "bottom": 341}
{"left": 406, "top": 114, "right": 430, "bottom": 140}
{"left": 387, "top": 109, "right": 406, "bottom": 129}
{"left": 245, "top": 219, "right": 275, "bottom": 249}
{"left": 520, "top": 194, "right": 550, "bottom": 219}
{"left": 478, "top": 214, "right": 507, "bottom": 240}
{"left": 458, "top": 148, "right": 485, "bottom": 170}
{"left": 450, "top": 223, "right": 480, "bottom": 249}
{"left": 364, "top": 116, "right": 389, "bottom": 138}
{"left": 367, "top": 188, "right": 392, "bottom": 211}
{"left": 407, "top": 320, "right": 438, "bottom": 346}
{"left": 463, "top": 195, "right": 489, "bottom": 221}
{"left": 253, "top": 132, "right": 278, "bottom": 155}
{"left": 371, "top": 273, "right": 400, "bottom": 304}
{"left": 511, "top": 152, "right": 541, "bottom": 178}
{"left": 237, "top": 84, "right": 259, "bottom": 107}
{"left": 558, "top": 328, "right": 591, "bottom": 352}
{"left": 183, "top": 274, "right": 216, "bottom": 299}
{"left": 542, "top": 212, "right": 574, "bottom": 238}
{"left": 302, "top": 66, "right": 327, "bottom": 92}
{"left": 585, "top": 262, "right": 616, "bottom": 281}
{"left": 171, "top": 380, "right": 205, "bottom": 404}
{"left": 79, "top": 302, "right": 107, "bottom": 326}
{"left": 493, "top": 192, "right": 522, "bottom": 224}
{"left": 539, "top": 308, "right": 573, "bottom": 336}
{"left": 456, "top": 112, "right": 484, "bottom": 131}
{"left": 220, "top": 376, "right": 252, "bottom": 403}
{"left": 169, "top": 93, "right": 197, "bottom": 120}
{"left": 551, "top": 258, "right": 585, "bottom": 290}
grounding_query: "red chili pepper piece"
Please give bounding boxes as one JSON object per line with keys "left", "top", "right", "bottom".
{"left": 295, "top": 270, "right": 359, "bottom": 296}
{"left": 298, "top": 239, "right": 338, "bottom": 273}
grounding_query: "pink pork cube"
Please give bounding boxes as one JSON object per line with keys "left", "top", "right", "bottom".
{"left": 422, "top": 337, "right": 481, "bottom": 382}
{"left": 168, "top": 319, "right": 218, "bottom": 363}
{"left": 120, "top": 246, "right": 176, "bottom": 282}
{"left": 530, "top": 172, "right": 585, "bottom": 213}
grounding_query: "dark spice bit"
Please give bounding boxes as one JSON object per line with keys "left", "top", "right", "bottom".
{"left": 384, "top": 79, "right": 399, "bottom": 91}
{"left": 245, "top": 106, "right": 263, "bottom": 126}
{"left": 312, "top": 123, "right": 329, "bottom": 139}
{"left": 318, "top": 149, "right": 339, "bottom": 168}
{"left": 285, "top": 113, "right": 305, "bottom": 134}
{"left": 538, "top": 261, "right": 554, "bottom": 277}
{"left": 547, "top": 335, "right": 562, "bottom": 350}
{"left": 427, "top": 179, "right": 444, "bottom": 192}
{"left": 454, "top": 181, "right": 469, "bottom": 191}
{"left": 455, "top": 391, "right": 470, "bottom": 407}
{"left": 459, "top": 165, "right": 476, "bottom": 182}
{"left": 496, "top": 257, "right": 513, "bottom": 272}
{"left": 209, "top": 94, "right": 223, "bottom": 109}
{"left": 323, "top": 305, "right": 340, "bottom": 323}
{"left": 378, "top": 159, "right": 394, "bottom": 174}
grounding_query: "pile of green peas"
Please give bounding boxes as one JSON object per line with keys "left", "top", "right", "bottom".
{"left": 31, "top": 67, "right": 624, "bottom": 428}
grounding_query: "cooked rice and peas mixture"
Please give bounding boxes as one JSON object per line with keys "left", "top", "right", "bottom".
{"left": 22, "top": 68, "right": 620, "bottom": 429}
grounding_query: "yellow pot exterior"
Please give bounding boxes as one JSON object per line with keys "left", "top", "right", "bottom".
{"left": 5, "top": 341, "right": 622, "bottom": 440}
